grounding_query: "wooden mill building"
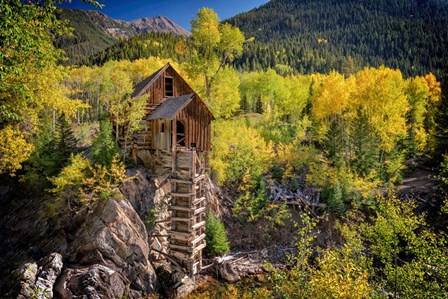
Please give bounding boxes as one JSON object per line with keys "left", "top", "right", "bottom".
{"left": 130, "top": 63, "right": 213, "bottom": 152}
{"left": 125, "top": 63, "right": 214, "bottom": 276}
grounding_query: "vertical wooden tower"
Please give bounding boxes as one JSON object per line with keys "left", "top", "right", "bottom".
{"left": 170, "top": 149, "right": 207, "bottom": 275}
{"left": 124, "top": 63, "right": 214, "bottom": 276}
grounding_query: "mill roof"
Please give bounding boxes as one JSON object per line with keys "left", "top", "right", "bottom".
{"left": 147, "top": 93, "right": 195, "bottom": 120}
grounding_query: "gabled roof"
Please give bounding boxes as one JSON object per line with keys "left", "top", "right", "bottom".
{"left": 148, "top": 93, "right": 195, "bottom": 120}
{"left": 131, "top": 63, "right": 170, "bottom": 98}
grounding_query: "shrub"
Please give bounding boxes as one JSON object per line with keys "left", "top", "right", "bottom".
{"left": 205, "top": 212, "right": 230, "bottom": 256}
{"left": 49, "top": 153, "right": 126, "bottom": 212}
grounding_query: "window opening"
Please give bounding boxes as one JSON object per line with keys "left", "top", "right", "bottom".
{"left": 165, "top": 77, "right": 174, "bottom": 97}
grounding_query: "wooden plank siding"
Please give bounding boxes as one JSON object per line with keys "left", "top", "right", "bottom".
{"left": 174, "top": 97, "right": 212, "bottom": 152}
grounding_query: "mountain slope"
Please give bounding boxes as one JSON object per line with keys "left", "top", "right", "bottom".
{"left": 56, "top": 9, "right": 120, "bottom": 64}
{"left": 226, "top": 0, "right": 448, "bottom": 76}
{"left": 56, "top": 9, "right": 189, "bottom": 65}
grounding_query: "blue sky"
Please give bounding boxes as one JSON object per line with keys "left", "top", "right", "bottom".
{"left": 60, "top": 0, "right": 269, "bottom": 30}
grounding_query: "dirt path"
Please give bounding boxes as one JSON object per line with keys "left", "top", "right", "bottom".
{"left": 397, "top": 167, "right": 438, "bottom": 195}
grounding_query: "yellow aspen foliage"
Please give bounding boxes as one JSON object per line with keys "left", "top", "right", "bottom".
{"left": 284, "top": 75, "right": 312, "bottom": 123}
{"left": 277, "top": 142, "right": 321, "bottom": 170}
{"left": 0, "top": 125, "right": 35, "bottom": 176}
{"left": 258, "top": 69, "right": 289, "bottom": 118}
{"left": 310, "top": 221, "right": 371, "bottom": 298}
{"left": 406, "top": 77, "right": 430, "bottom": 151}
{"left": 424, "top": 72, "right": 441, "bottom": 104}
{"left": 210, "top": 119, "right": 273, "bottom": 185}
{"left": 311, "top": 252, "right": 371, "bottom": 298}
{"left": 129, "top": 57, "right": 166, "bottom": 85}
{"left": 191, "top": 8, "right": 221, "bottom": 50}
{"left": 311, "top": 71, "right": 351, "bottom": 120}
{"left": 423, "top": 72, "right": 442, "bottom": 152}
{"left": 50, "top": 154, "right": 91, "bottom": 195}
{"left": 207, "top": 67, "right": 241, "bottom": 118}
{"left": 7, "top": 66, "right": 85, "bottom": 133}
{"left": 351, "top": 67, "right": 409, "bottom": 152}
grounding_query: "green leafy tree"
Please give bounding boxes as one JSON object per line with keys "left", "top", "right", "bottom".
{"left": 189, "top": 8, "right": 245, "bottom": 102}
{"left": 23, "top": 115, "right": 78, "bottom": 187}
{"left": 363, "top": 196, "right": 448, "bottom": 298}
{"left": 50, "top": 153, "right": 126, "bottom": 212}
{"left": 0, "top": 0, "right": 94, "bottom": 175}
{"left": 205, "top": 212, "right": 230, "bottom": 256}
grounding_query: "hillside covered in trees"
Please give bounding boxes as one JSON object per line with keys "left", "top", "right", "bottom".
{"left": 226, "top": 0, "right": 448, "bottom": 76}
{"left": 74, "top": 0, "right": 448, "bottom": 78}
{"left": 1, "top": 1, "right": 448, "bottom": 298}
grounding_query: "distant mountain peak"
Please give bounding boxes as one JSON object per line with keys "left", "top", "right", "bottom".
{"left": 130, "top": 16, "right": 191, "bottom": 37}
{"left": 58, "top": 8, "right": 190, "bottom": 65}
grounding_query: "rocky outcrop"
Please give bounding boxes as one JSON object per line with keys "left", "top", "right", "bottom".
{"left": 0, "top": 189, "right": 157, "bottom": 298}
{"left": 120, "top": 169, "right": 156, "bottom": 216}
{"left": 14, "top": 253, "right": 63, "bottom": 299}
{"left": 62, "top": 195, "right": 157, "bottom": 298}
{"left": 55, "top": 264, "right": 126, "bottom": 299}
{"left": 120, "top": 170, "right": 172, "bottom": 261}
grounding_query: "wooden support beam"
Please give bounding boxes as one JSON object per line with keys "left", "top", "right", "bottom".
{"left": 170, "top": 178, "right": 193, "bottom": 184}
{"left": 170, "top": 250, "right": 192, "bottom": 261}
{"left": 193, "top": 243, "right": 206, "bottom": 255}
{"left": 170, "top": 233, "right": 191, "bottom": 242}
{"left": 193, "top": 174, "right": 205, "bottom": 183}
{"left": 171, "top": 217, "right": 192, "bottom": 222}
{"left": 171, "top": 192, "right": 195, "bottom": 197}
{"left": 191, "top": 233, "right": 206, "bottom": 246}
{"left": 191, "top": 221, "right": 206, "bottom": 230}
{"left": 194, "top": 206, "right": 206, "bottom": 215}
{"left": 170, "top": 243, "right": 194, "bottom": 252}
{"left": 169, "top": 206, "right": 194, "bottom": 212}
{"left": 192, "top": 261, "right": 200, "bottom": 274}
{"left": 192, "top": 197, "right": 206, "bottom": 205}
{"left": 170, "top": 230, "right": 192, "bottom": 238}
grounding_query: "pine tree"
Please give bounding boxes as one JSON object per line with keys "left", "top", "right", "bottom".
{"left": 327, "top": 180, "right": 345, "bottom": 216}
{"left": 54, "top": 114, "right": 78, "bottom": 168}
{"left": 92, "top": 119, "right": 119, "bottom": 167}
{"left": 205, "top": 212, "right": 230, "bottom": 256}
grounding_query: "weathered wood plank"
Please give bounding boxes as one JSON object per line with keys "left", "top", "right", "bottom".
{"left": 191, "top": 233, "right": 206, "bottom": 246}
{"left": 194, "top": 206, "right": 206, "bottom": 215}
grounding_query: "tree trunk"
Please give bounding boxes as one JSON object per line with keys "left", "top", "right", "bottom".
{"left": 205, "top": 76, "right": 211, "bottom": 102}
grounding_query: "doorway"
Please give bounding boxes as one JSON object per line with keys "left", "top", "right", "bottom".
{"left": 176, "top": 120, "right": 186, "bottom": 147}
